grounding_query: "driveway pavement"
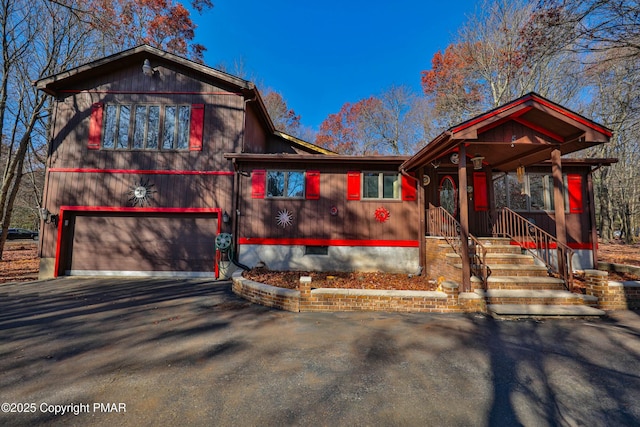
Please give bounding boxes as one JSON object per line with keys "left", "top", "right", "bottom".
{"left": 1, "top": 277, "right": 640, "bottom": 426}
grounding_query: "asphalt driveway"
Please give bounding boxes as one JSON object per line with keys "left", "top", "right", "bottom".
{"left": 1, "top": 277, "right": 640, "bottom": 426}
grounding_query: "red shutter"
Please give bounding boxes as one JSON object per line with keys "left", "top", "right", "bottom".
{"left": 252, "top": 170, "right": 266, "bottom": 199}
{"left": 473, "top": 172, "right": 489, "bottom": 211}
{"left": 88, "top": 103, "right": 103, "bottom": 150}
{"left": 347, "top": 171, "right": 361, "bottom": 200}
{"left": 401, "top": 173, "right": 417, "bottom": 201}
{"left": 189, "top": 104, "right": 205, "bottom": 151}
{"left": 568, "top": 174, "right": 583, "bottom": 213}
{"left": 306, "top": 170, "right": 320, "bottom": 200}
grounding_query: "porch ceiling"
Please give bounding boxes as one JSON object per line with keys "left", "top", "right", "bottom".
{"left": 401, "top": 93, "right": 613, "bottom": 173}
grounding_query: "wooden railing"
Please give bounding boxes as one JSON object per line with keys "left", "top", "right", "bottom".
{"left": 427, "top": 204, "right": 490, "bottom": 287}
{"left": 493, "top": 207, "right": 574, "bottom": 291}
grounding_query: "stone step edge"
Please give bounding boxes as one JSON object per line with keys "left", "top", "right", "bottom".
{"left": 487, "top": 276, "right": 565, "bottom": 284}
{"left": 477, "top": 289, "right": 597, "bottom": 302}
{"left": 487, "top": 304, "right": 605, "bottom": 317}
{"left": 454, "top": 263, "right": 548, "bottom": 271}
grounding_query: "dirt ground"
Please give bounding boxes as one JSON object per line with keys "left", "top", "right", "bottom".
{"left": 1, "top": 240, "right": 639, "bottom": 287}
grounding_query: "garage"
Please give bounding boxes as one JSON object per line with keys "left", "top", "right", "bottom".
{"left": 56, "top": 209, "right": 220, "bottom": 278}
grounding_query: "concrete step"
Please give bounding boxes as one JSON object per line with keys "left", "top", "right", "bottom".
{"left": 484, "top": 264, "right": 550, "bottom": 277}
{"left": 486, "top": 276, "right": 566, "bottom": 291}
{"left": 484, "top": 253, "right": 535, "bottom": 265}
{"left": 480, "top": 244, "right": 523, "bottom": 255}
{"left": 477, "top": 237, "right": 513, "bottom": 246}
{"left": 487, "top": 304, "right": 605, "bottom": 317}
{"left": 478, "top": 289, "right": 599, "bottom": 306}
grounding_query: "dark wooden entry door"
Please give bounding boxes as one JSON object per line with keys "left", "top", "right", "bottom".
{"left": 435, "top": 172, "right": 492, "bottom": 236}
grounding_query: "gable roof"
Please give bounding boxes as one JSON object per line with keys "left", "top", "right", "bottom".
{"left": 35, "top": 44, "right": 331, "bottom": 155}
{"left": 401, "top": 92, "right": 613, "bottom": 172}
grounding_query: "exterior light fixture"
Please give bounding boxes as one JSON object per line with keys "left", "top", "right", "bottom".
{"left": 39, "top": 208, "right": 58, "bottom": 226}
{"left": 222, "top": 211, "right": 230, "bottom": 224}
{"left": 142, "top": 59, "right": 156, "bottom": 77}
{"left": 471, "top": 154, "right": 485, "bottom": 170}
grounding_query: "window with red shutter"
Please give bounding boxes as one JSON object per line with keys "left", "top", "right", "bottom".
{"left": 252, "top": 170, "right": 266, "bottom": 199}
{"left": 347, "top": 171, "right": 361, "bottom": 200}
{"left": 189, "top": 104, "right": 204, "bottom": 151}
{"left": 306, "top": 170, "right": 320, "bottom": 200}
{"left": 567, "top": 174, "right": 583, "bottom": 213}
{"left": 88, "top": 103, "right": 103, "bottom": 150}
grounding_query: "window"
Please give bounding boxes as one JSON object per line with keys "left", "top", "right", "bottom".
{"left": 267, "top": 171, "right": 305, "bottom": 198}
{"left": 494, "top": 172, "right": 568, "bottom": 212}
{"left": 98, "top": 104, "right": 195, "bottom": 151}
{"left": 363, "top": 172, "right": 401, "bottom": 199}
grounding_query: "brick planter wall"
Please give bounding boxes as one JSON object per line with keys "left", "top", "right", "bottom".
{"left": 231, "top": 271, "right": 300, "bottom": 312}
{"left": 584, "top": 269, "right": 627, "bottom": 311}
{"left": 232, "top": 271, "right": 484, "bottom": 313}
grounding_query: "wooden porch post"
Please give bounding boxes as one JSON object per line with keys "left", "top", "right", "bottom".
{"left": 551, "top": 149, "right": 567, "bottom": 275}
{"left": 418, "top": 168, "right": 427, "bottom": 273}
{"left": 458, "top": 144, "right": 471, "bottom": 291}
{"left": 587, "top": 170, "right": 598, "bottom": 267}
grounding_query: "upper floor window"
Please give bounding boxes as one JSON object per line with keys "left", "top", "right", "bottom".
{"left": 267, "top": 171, "right": 305, "bottom": 198}
{"left": 363, "top": 172, "right": 401, "bottom": 199}
{"left": 90, "top": 103, "right": 204, "bottom": 151}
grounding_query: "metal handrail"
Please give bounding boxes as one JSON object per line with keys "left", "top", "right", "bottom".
{"left": 427, "top": 204, "right": 490, "bottom": 286}
{"left": 493, "top": 207, "right": 574, "bottom": 291}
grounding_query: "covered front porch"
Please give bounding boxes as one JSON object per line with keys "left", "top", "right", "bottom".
{"left": 401, "top": 93, "right": 615, "bottom": 292}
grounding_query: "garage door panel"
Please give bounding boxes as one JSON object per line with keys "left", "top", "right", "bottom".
{"left": 68, "top": 213, "right": 217, "bottom": 276}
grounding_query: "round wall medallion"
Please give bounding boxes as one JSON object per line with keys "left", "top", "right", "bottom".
{"left": 127, "top": 179, "right": 156, "bottom": 207}
{"left": 374, "top": 207, "right": 390, "bottom": 223}
{"left": 276, "top": 209, "right": 294, "bottom": 228}
{"left": 450, "top": 153, "right": 459, "bottom": 164}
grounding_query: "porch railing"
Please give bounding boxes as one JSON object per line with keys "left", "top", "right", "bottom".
{"left": 427, "top": 204, "right": 490, "bottom": 287}
{"left": 493, "top": 207, "right": 574, "bottom": 291}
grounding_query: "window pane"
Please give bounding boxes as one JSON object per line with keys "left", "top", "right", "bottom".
{"left": 116, "top": 105, "right": 130, "bottom": 149}
{"left": 147, "top": 106, "right": 160, "bottom": 149}
{"left": 177, "top": 105, "right": 190, "bottom": 150}
{"left": 544, "top": 175, "right": 555, "bottom": 210}
{"left": 383, "top": 173, "right": 399, "bottom": 198}
{"left": 508, "top": 174, "right": 527, "bottom": 210}
{"left": 267, "top": 171, "right": 285, "bottom": 197}
{"left": 102, "top": 105, "right": 117, "bottom": 149}
{"left": 163, "top": 106, "right": 176, "bottom": 149}
{"left": 493, "top": 174, "right": 507, "bottom": 208}
{"left": 133, "top": 106, "right": 147, "bottom": 149}
{"left": 286, "top": 172, "right": 305, "bottom": 198}
{"left": 529, "top": 174, "right": 545, "bottom": 210}
{"left": 363, "top": 173, "right": 379, "bottom": 198}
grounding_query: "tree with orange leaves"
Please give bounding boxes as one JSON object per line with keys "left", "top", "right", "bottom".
{"left": 53, "top": 0, "right": 212, "bottom": 61}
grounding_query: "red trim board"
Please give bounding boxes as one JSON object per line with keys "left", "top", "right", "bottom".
{"left": 54, "top": 206, "right": 222, "bottom": 278}
{"left": 238, "top": 237, "right": 420, "bottom": 248}
{"left": 48, "top": 168, "right": 234, "bottom": 176}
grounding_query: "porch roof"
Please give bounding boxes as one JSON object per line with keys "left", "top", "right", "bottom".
{"left": 401, "top": 93, "right": 613, "bottom": 173}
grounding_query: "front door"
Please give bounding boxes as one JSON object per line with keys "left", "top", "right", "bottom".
{"left": 439, "top": 175, "right": 458, "bottom": 217}
{"left": 434, "top": 172, "right": 491, "bottom": 236}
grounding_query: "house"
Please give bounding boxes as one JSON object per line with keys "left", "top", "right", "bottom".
{"left": 35, "top": 45, "right": 614, "bottom": 292}
{"left": 35, "top": 45, "right": 327, "bottom": 279}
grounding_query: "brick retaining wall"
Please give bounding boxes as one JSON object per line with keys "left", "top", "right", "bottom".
{"left": 232, "top": 271, "right": 481, "bottom": 313}
{"left": 231, "top": 270, "right": 639, "bottom": 313}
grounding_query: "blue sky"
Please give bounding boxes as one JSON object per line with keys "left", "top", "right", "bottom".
{"left": 194, "top": 1, "right": 479, "bottom": 130}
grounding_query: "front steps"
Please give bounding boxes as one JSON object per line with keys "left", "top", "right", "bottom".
{"left": 442, "top": 237, "right": 604, "bottom": 317}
